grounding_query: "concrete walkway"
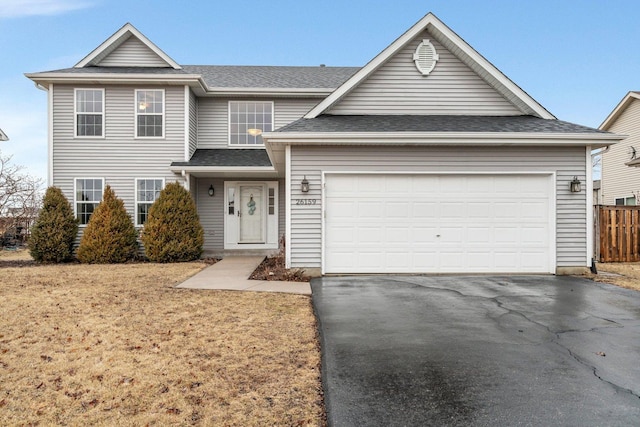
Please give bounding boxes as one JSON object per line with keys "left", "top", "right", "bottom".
{"left": 176, "top": 256, "right": 311, "bottom": 295}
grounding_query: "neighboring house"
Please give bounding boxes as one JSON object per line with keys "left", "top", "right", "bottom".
{"left": 0, "top": 128, "right": 8, "bottom": 141}
{"left": 600, "top": 91, "right": 640, "bottom": 205}
{"left": 25, "top": 13, "right": 621, "bottom": 275}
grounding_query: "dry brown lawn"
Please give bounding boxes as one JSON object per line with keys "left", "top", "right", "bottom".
{"left": 0, "top": 250, "right": 324, "bottom": 426}
{"left": 592, "top": 262, "right": 640, "bottom": 292}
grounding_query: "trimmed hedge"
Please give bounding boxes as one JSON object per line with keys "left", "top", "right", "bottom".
{"left": 29, "top": 186, "right": 78, "bottom": 263}
{"left": 141, "top": 182, "right": 204, "bottom": 262}
{"left": 77, "top": 185, "right": 138, "bottom": 263}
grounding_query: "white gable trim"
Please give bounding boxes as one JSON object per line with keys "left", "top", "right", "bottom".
{"left": 75, "top": 23, "right": 181, "bottom": 69}
{"left": 305, "top": 13, "right": 554, "bottom": 120}
{"left": 599, "top": 91, "right": 640, "bottom": 131}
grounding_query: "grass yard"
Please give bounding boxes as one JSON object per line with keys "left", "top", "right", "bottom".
{"left": 593, "top": 262, "right": 640, "bottom": 291}
{"left": 0, "top": 250, "right": 324, "bottom": 425}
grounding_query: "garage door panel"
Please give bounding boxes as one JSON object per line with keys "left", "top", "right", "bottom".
{"left": 413, "top": 202, "right": 438, "bottom": 219}
{"left": 386, "top": 202, "right": 410, "bottom": 218}
{"left": 324, "top": 174, "right": 552, "bottom": 274}
{"left": 358, "top": 227, "right": 383, "bottom": 243}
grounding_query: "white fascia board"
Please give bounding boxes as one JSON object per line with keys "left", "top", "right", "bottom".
{"left": 427, "top": 17, "right": 555, "bottom": 120}
{"left": 599, "top": 92, "right": 640, "bottom": 130}
{"left": 203, "top": 88, "right": 333, "bottom": 97}
{"left": 169, "top": 165, "right": 277, "bottom": 174}
{"left": 75, "top": 23, "right": 182, "bottom": 69}
{"left": 305, "top": 13, "right": 555, "bottom": 120}
{"left": 263, "top": 131, "right": 622, "bottom": 147}
{"left": 305, "top": 14, "right": 435, "bottom": 118}
{"left": 24, "top": 73, "right": 206, "bottom": 88}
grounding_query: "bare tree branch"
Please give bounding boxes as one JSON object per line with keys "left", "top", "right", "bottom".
{"left": 0, "top": 150, "right": 43, "bottom": 244}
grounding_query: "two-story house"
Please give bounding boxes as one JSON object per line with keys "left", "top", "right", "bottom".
{"left": 599, "top": 91, "right": 640, "bottom": 205}
{"left": 26, "top": 13, "right": 620, "bottom": 275}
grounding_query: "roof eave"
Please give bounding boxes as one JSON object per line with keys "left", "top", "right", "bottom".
{"left": 24, "top": 72, "right": 204, "bottom": 86}
{"left": 169, "top": 165, "right": 279, "bottom": 177}
{"left": 201, "top": 88, "right": 333, "bottom": 97}
{"left": 263, "top": 131, "right": 621, "bottom": 148}
{"left": 599, "top": 91, "right": 640, "bottom": 130}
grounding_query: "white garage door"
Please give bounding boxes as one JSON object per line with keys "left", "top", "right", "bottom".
{"left": 324, "top": 174, "right": 553, "bottom": 274}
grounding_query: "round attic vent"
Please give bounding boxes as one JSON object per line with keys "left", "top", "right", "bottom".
{"left": 413, "top": 39, "right": 439, "bottom": 76}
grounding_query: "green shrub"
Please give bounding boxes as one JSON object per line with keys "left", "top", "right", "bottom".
{"left": 29, "top": 186, "right": 78, "bottom": 263}
{"left": 76, "top": 185, "right": 138, "bottom": 263}
{"left": 141, "top": 181, "right": 204, "bottom": 262}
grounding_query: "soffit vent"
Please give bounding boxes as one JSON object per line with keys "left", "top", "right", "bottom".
{"left": 413, "top": 39, "right": 439, "bottom": 76}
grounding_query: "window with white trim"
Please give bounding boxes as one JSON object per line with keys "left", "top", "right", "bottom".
{"left": 75, "top": 178, "right": 103, "bottom": 225}
{"left": 75, "top": 89, "right": 104, "bottom": 137}
{"left": 136, "top": 89, "right": 164, "bottom": 137}
{"left": 229, "top": 101, "right": 273, "bottom": 146}
{"left": 615, "top": 196, "right": 636, "bottom": 206}
{"left": 136, "top": 178, "right": 164, "bottom": 226}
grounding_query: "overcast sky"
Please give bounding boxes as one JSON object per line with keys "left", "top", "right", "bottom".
{"left": 1, "top": 0, "right": 639, "bottom": 182}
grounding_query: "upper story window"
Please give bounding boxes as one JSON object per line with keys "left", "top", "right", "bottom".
{"left": 136, "top": 89, "right": 164, "bottom": 138}
{"left": 229, "top": 101, "right": 273, "bottom": 146}
{"left": 75, "top": 178, "right": 104, "bottom": 225}
{"left": 135, "top": 178, "right": 164, "bottom": 226}
{"left": 75, "top": 89, "right": 104, "bottom": 137}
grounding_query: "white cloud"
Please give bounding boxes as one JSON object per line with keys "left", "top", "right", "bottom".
{"left": 0, "top": 0, "right": 95, "bottom": 18}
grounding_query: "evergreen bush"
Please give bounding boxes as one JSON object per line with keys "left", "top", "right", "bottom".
{"left": 76, "top": 185, "right": 138, "bottom": 263}
{"left": 29, "top": 186, "right": 78, "bottom": 263}
{"left": 141, "top": 181, "right": 204, "bottom": 262}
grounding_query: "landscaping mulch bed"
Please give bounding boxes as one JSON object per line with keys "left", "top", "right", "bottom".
{"left": 250, "top": 254, "right": 311, "bottom": 282}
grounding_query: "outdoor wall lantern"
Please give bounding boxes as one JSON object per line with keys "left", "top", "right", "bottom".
{"left": 570, "top": 176, "right": 582, "bottom": 193}
{"left": 208, "top": 184, "right": 215, "bottom": 197}
{"left": 301, "top": 176, "right": 310, "bottom": 193}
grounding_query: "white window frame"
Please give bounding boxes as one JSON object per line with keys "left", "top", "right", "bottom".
{"left": 74, "top": 88, "right": 105, "bottom": 138}
{"left": 134, "top": 178, "right": 165, "bottom": 226}
{"left": 135, "top": 89, "right": 165, "bottom": 139}
{"left": 228, "top": 101, "right": 274, "bottom": 148}
{"left": 615, "top": 196, "right": 636, "bottom": 206}
{"left": 74, "top": 178, "right": 104, "bottom": 226}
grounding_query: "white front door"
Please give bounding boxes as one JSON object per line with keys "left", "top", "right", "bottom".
{"left": 224, "top": 181, "right": 279, "bottom": 249}
{"left": 239, "top": 184, "right": 264, "bottom": 243}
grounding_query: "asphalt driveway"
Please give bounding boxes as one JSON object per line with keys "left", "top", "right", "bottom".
{"left": 311, "top": 275, "right": 640, "bottom": 426}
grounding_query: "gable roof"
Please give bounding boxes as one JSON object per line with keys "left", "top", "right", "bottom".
{"left": 0, "top": 128, "right": 7, "bottom": 141}
{"left": 599, "top": 91, "right": 640, "bottom": 131}
{"left": 75, "top": 23, "right": 181, "bottom": 69}
{"left": 305, "top": 13, "right": 554, "bottom": 119}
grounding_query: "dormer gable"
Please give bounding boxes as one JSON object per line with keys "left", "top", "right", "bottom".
{"left": 74, "top": 23, "right": 181, "bottom": 69}
{"left": 306, "top": 13, "right": 554, "bottom": 119}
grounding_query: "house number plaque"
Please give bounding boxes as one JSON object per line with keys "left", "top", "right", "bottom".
{"left": 295, "top": 199, "right": 318, "bottom": 205}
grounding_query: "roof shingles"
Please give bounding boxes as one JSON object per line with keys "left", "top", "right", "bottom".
{"left": 171, "top": 149, "right": 272, "bottom": 168}
{"left": 276, "top": 115, "right": 609, "bottom": 134}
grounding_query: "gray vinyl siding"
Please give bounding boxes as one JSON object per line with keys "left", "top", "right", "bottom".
{"left": 98, "top": 37, "right": 169, "bottom": 67}
{"left": 51, "top": 84, "right": 186, "bottom": 229}
{"left": 196, "top": 177, "right": 285, "bottom": 251}
{"left": 327, "top": 30, "right": 521, "bottom": 116}
{"left": 197, "top": 98, "right": 320, "bottom": 148}
{"left": 188, "top": 89, "right": 198, "bottom": 158}
{"left": 290, "top": 145, "right": 587, "bottom": 269}
{"left": 601, "top": 99, "right": 640, "bottom": 204}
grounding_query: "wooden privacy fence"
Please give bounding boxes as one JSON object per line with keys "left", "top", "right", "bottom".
{"left": 596, "top": 205, "right": 640, "bottom": 262}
